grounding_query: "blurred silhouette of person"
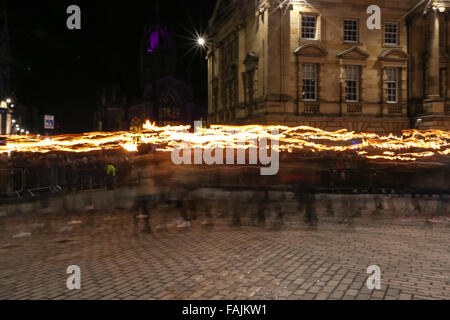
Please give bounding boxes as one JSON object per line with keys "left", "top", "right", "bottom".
{"left": 326, "top": 196, "right": 334, "bottom": 217}
{"left": 131, "top": 147, "right": 158, "bottom": 234}
{"left": 256, "top": 189, "right": 268, "bottom": 226}
{"left": 304, "top": 193, "right": 317, "bottom": 227}
{"left": 428, "top": 194, "right": 447, "bottom": 223}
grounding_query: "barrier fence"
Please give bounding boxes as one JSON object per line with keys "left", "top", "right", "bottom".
{"left": 0, "top": 165, "right": 134, "bottom": 200}
{"left": 0, "top": 165, "right": 447, "bottom": 202}
{"left": 0, "top": 169, "right": 25, "bottom": 195}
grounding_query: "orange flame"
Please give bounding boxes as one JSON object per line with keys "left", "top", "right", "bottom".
{"left": 0, "top": 123, "right": 448, "bottom": 162}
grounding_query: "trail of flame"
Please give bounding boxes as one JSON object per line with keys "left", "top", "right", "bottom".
{"left": 0, "top": 120, "right": 448, "bottom": 162}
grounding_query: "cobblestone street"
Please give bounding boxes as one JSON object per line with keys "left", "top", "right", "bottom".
{"left": 0, "top": 209, "right": 449, "bottom": 300}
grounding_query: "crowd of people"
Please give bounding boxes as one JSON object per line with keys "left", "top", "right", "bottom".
{"left": 0, "top": 150, "right": 133, "bottom": 194}
{"left": 1, "top": 147, "right": 448, "bottom": 235}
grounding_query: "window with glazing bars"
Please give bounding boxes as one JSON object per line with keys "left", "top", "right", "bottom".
{"left": 302, "top": 64, "right": 317, "bottom": 101}
{"left": 386, "top": 68, "right": 399, "bottom": 103}
{"left": 344, "top": 19, "right": 358, "bottom": 43}
{"left": 345, "top": 65, "right": 359, "bottom": 102}
{"left": 385, "top": 22, "right": 399, "bottom": 45}
{"left": 301, "top": 15, "right": 317, "bottom": 39}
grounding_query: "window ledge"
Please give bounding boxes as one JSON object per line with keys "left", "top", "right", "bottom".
{"left": 382, "top": 44, "right": 401, "bottom": 49}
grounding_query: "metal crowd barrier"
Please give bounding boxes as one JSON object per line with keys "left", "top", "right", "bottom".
{"left": 76, "top": 166, "right": 134, "bottom": 191}
{"left": 1, "top": 164, "right": 446, "bottom": 203}
{"left": 0, "top": 165, "right": 133, "bottom": 201}
{"left": 77, "top": 169, "right": 107, "bottom": 191}
{"left": 0, "top": 168, "right": 25, "bottom": 196}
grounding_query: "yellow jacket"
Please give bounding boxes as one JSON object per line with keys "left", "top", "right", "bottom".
{"left": 106, "top": 164, "right": 116, "bottom": 177}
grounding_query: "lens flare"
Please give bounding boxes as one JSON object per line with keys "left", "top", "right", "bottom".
{"left": 197, "top": 37, "right": 206, "bottom": 46}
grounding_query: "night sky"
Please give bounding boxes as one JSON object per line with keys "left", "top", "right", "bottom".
{"left": 6, "top": 0, "right": 216, "bottom": 133}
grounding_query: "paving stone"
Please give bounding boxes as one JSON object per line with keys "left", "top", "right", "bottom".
{"left": 0, "top": 211, "right": 448, "bottom": 300}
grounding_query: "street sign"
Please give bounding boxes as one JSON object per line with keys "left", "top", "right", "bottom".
{"left": 44, "top": 115, "right": 55, "bottom": 129}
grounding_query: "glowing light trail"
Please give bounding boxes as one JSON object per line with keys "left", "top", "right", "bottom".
{"left": 0, "top": 120, "right": 449, "bottom": 162}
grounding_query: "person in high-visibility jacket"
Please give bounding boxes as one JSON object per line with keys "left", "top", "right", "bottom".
{"left": 106, "top": 163, "right": 116, "bottom": 190}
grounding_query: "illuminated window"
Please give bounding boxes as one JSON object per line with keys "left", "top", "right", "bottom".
{"left": 345, "top": 66, "right": 359, "bottom": 102}
{"left": 344, "top": 19, "right": 358, "bottom": 43}
{"left": 386, "top": 68, "right": 399, "bottom": 103}
{"left": 301, "top": 15, "right": 317, "bottom": 40}
{"left": 302, "top": 64, "right": 317, "bottom": 101}
{"left": 385, "top": 22, "right": 399, "bottom": 45}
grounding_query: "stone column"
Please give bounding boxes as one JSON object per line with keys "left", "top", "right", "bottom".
{"left": 381, "top": 68, "right": 386, "bottom": 116}
{"left": 339, "top": 63, "right": 345, "bottom": 116}
{"left": 426, "top": 9, "right": 440, "bottom": 100}
{"left": 401, "top": 67, "right": 408, "bottom": 116}
{"left": 237, "top": 25, "right": 246, "bottom": 107}
{"left": 6, "top": 112, "right": 11, "bottom": 135}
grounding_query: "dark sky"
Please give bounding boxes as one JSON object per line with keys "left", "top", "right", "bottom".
{"left": 6, "top": 0, "right": 216, "bottom": 132}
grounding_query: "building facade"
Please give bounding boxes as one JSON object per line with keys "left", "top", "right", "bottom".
{"left": 0, "top": 4, "right": 13, "bottom": 135}
{"left": 207, "top": 0, "right": 450, "bottom": 133}
{"left": 94, "top": 23, "right": 204, "bottom": 131}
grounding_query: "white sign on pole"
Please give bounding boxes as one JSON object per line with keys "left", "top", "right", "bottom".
{"left": 44, "top": 115, "right": 55, "bottom": 129}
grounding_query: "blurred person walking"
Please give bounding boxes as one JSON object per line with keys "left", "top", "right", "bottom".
{"left": 131, "top": 146, "right": 159, "bottom": 234}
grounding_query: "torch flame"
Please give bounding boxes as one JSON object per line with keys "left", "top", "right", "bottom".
{"left": 0, "top": 123, "right": 448, "bottom": 163}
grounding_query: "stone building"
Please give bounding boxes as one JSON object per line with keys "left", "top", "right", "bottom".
{"left": 0, "top": 4, "right": 13, "bottom": 135}
{"left": 94, "top": 27, "right": 198, "bottom": 131}
{"left": 407, "top": 0, "right": 450, "bottom": 129}
{"left": 207, "top": 0, "right": 450, "bottom": 133}
{"left": 94, "top": 1, "right": 206, "bottom": 131}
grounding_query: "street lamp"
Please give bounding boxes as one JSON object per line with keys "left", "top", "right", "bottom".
{"left": 197, "top": 37, "right": 206, "bottom": 47}
{"left": 6, "top": 98, "right": 11, "bottom": 104}
{"left": 432, "top": 0, "right": 447, "bottom": 12}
